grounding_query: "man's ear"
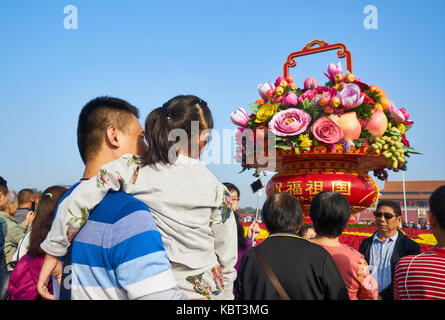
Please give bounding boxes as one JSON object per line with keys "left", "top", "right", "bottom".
{"left": 429, "top": 211, "right": 437, "bottom": 229}
{"left": 105, "top": 126, "right": 120, "bottom": 148}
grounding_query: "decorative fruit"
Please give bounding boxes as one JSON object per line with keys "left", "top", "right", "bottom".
{"left": 266, "top": 89, "right": 274, "bottom": 98}
{"left": 379, "top": 96, "right": 392, "bottom": 110}
{"left": 275, "top": 86, "right": 284, "bottom": 96}
{"left": 369, "top": 85, "right": 386, "bottom": 98}
{"left": 336, "top": 112, "right": 361, "bottom": 142}
{"left": 285, "top": 75, "right": 294, "bottom": 83}
{"left": 366, "top": 108, "right": 388, "bottom": 137}
{"left": 334, "top": 73, "right": 344, "bottom": 83}
{"left": 329, "top": 96, "right": 341, "bottom": 108}
{"left": 279, "top": 80, "right": 288, "bottom": 88}
{"left": 318, "top": 96, "right": 330, "bottom": 107}
{"left": 370, "top": 126, "right": 406, "bottom": 169}
{"left": 324, "top": 106, "right": 334, "bottom": 114}
{"left": 345, "top": 73, "right": 355, "bottom": 83}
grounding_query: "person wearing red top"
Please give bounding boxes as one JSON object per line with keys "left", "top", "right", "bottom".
{"left": 310, "top": 191, "right": 379, "bottom": 300}
{"left": 394, "top": 185, "right": 445, "bottom": 300}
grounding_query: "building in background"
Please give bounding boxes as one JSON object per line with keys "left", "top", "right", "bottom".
{"left": 355, "top": 180, "right": 445, "bottom": 226}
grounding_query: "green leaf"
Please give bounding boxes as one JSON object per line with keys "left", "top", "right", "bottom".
{"left": 248, "top": 103, "right": 260, "bottom": 115}
{"left": 276, "top": 142, "right": 292, "bottom": 150}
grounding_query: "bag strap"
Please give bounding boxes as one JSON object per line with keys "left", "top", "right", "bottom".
{"left": 254, "top": 245, "right": 290, "bottom": 300}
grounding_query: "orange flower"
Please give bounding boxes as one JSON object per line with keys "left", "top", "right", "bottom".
{"left": 256, "top": 98, "right": 265, "bottom": 105}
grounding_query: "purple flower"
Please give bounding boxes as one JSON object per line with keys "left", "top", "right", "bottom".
{"left": 339, "top": 83, "right": 365, "bottom": 110}
{"left": 324, "top": 62, "right": 343, "bottom": 82}
{"left": 268, "top": 108, "right": 311, "bottom": 137}
{"left": 230, "top": 107, "right": 249, "bottom": 127}
{"left": 258, "top": 82, "right": 275, "bottom": 100}
{"left": 389, "top": 102, "right": 405, "bottom": 124}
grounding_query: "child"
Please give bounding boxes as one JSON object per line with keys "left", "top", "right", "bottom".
{"left": 40, "top": 95, "right": 237, "bottom": 300}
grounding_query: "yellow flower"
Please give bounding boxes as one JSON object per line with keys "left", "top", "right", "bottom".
{"left": 298, "top": 133, "right": 312, "bottom": 149}
{"left": 397, "top": 123, "right": 406, "bottom": 134}
{"left": 255, "top": 103, "right": 278, "bottom": 123}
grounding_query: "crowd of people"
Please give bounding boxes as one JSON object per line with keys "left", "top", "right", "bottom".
{"left": 1, "top": 95, "right": 444, "bottom": 301}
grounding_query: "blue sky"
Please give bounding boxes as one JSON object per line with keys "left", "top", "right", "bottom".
{"left": 1, "top": 0, "right": 444, "bottom": 208}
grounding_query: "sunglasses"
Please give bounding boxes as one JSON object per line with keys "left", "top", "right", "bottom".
{"left": 374, "top": 211, "right": 396, "bottom": 220}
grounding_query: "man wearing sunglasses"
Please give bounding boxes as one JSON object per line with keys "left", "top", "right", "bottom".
{"left": 359, "top": 199, "right": 420, "bottom": 300}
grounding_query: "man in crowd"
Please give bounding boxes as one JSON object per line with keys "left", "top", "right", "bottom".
{"left": 38, "top": 96, "right": 185, "bottom": 300}
{"left": 0, "top": 182, "right": 35, "bottom": 266}
{"left": 236, "top": 192, "right": 349, "bottom": 300}
{"left": 359, "top": 199, "right": 420, "bottom": 300}
{"left": 394, "top": 185, "right": 445, "bottom": 300}
{"left": 14, "top": 189, "right": 34, "bottom": 224}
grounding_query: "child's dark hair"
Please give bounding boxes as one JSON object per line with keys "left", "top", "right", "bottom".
{"left": 143, "top": 95, "right": 214, "bottom": 166}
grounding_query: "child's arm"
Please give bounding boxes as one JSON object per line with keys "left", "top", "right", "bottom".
{"left": 40, "top": 154, "right": 142, "bottom": 257}
{"left": 210, "top": 185, "right": 238, "bottom": 300}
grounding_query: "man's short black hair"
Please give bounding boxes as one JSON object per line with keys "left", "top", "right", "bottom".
{"left": 310, "top": 191, "right": 351, "bottom": 238}
{"left": 0, "top": 176, "right": 7, "bottom": 195}
{"left": 429, "top": 185, "right": 445, "bottom": 230}
{"left": 376, "top": 199, "right": 402, "bottom": 217}
{"left": 262, "top": 193, "right": 302, "bottom": 234}
{"left": 77, "top": 96, "right": 140, "bottom": 164}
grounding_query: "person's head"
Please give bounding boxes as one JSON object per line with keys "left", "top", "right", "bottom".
{"left": 262, "top": 193, "right": 302, "bottom": 234}
{"left": 310, "top": 191, "right": 351, "bottom": 239}
{"left": 77, "top": 96, "right": 145, "bottom": 164}
{"left": 27, "top": 186, "right": 69, "bottom": 257}
{"left": 374, "top": 199, "right": 402, "bottom": 236}
{"left": 143, "top": 95, "right": 214, "bottom": 165}
{"left": 0, "top": 177, "right": 8, "bottom": 211}
{"left": 429, "top": 185, "right": 445, "bottom": 234}
{"left": 297, "top": 224, "right": 316, "bottom": 240}
{"left": 18, "top": 188, "right": 33, "bottom": 208}
{"left": 223, "top": 182, "right": 240, "bottom": 212}
{"left": 6, "top": 190, "right": 18, "bottom": 216}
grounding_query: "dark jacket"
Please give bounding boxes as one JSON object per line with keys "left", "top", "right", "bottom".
{"left": 235, "top": 233, "right": 349, "bottom": 300}
{"left": 358, "top": 229, "right": 420, "bottom": 300}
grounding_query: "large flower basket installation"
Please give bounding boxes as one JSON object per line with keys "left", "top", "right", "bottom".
{"left": 231, "top": 40, "right": 419, "bottom": 218}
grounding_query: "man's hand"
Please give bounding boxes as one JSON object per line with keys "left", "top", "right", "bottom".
{"left": 37, "top": 253, "right": 62, "bottom": 300}
{"left": 24, "top": 211, "right": 36, "bottom": 227}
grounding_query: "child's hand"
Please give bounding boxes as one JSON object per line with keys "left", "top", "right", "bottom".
{"left": 37, "top": 254, "right": 63, "bottom": 300}
{"left": 246, "top": 220, "right": 260, "bottom": 240}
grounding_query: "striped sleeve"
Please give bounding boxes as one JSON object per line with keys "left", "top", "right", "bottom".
{"left": 107, "top": 208, "right": 178, "bottom": 299}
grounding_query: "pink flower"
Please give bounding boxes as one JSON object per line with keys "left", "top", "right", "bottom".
{"left": 274, "top": 76, "right": 286, "bottom": 87}
{"left": 312, "top": 117, "right": 343, "bottom": 144}
{"left": 268, "top": 108, "right": 311, "bottom": 137}
{"left": 339, "top": 83, "right": 365, "bottom": 110}
{"left": 298, "top": 86, "right": 338, "bottom": 104}
{"left": 258, "top": 82, "right": 275, "bottom": 100}
{"left": 324, "top": 61, "right": 343, "bottom": 82}
{"left": 389, "top": 102, "right": 405, "bottom": 124}
{"left": 400, "top": 107, "right": 414, "bottom": 126}
{"left": 283, "top": 92, "right": 298, "bottom": 106}
{"left": 231, "top": 107, "right": 249, "bottom": 127}
{"left": 304, "top": 77, "right": 318, "bottom": 89}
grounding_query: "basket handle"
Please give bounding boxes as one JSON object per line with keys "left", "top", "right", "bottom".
{"left": 283, "top": 40, "right": 353, "bottom": 78}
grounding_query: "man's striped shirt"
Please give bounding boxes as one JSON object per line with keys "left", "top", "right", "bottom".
{"left": 394, "top": 247, "right": 445, "bottom": 300}
{"left": 59, "top": 190, "right": 178, "bottom": 300}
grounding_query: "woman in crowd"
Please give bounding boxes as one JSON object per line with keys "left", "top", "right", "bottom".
{"left": 8, "top": 186, "right": 68, "bottom": 300}
{"left": 310, "top": 191, "right": 379, "bottom": 300}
